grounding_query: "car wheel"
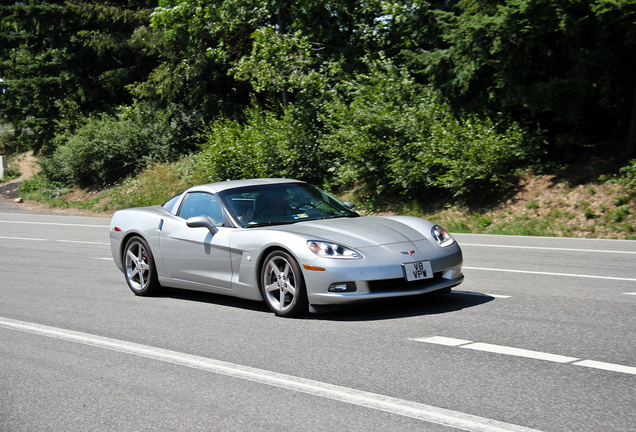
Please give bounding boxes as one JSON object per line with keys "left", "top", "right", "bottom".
{"left": 123, "top": 236, "right": 160, "bottom": 296}
{"left": 260, "top": 250, "right": 308, "bottom": 317}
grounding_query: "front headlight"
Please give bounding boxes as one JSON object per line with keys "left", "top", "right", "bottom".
{"left": 307, "top": 241, "right": 363, "bottom": 259}
{"left": 431, "top": 225, "right": 456, "bottom": 247}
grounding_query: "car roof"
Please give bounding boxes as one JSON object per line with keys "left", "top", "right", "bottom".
{"left": 188, "top": 178, "right": 305, "bottom": 194}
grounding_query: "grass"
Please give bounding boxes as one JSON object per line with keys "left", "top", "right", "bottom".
{"left": 10, "top": 154, "right": 636, "bottom": 240}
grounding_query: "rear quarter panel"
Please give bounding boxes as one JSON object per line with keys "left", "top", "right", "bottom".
{"left": 109, "top": 206, "right": 171, "bottom": 275}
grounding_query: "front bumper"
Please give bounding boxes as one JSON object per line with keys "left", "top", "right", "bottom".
{"left": 306, "top": 267, "right": 463, "bottom": 306}
{"left": 302, "top": 240, "right": 464, "bottom": 306}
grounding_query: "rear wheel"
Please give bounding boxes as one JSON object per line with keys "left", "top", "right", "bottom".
{"left": 260, "top": 250, "right": 308, "bottom": 317}
{"left": 123, "top": 236, "right": 160, "bottom": 296}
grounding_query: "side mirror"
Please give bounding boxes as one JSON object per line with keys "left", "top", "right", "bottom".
{"left": 186, "top": 216, "right": 219, "bottom": 235}
{"left": 344, "top": 202, "right": 356, "bottom": 210}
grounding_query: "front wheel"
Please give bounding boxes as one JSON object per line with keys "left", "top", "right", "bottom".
{"left": 260, "top": 250, "right": 308, "bottom": 317}
{"left": 123, "top": 236, "right": 160, "bottom": 296}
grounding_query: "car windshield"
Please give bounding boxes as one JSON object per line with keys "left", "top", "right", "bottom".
{"left": 218, "top": 183, "right": 359, "bottom": 228}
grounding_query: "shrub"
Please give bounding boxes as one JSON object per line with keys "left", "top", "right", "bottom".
{"left": 194, "top": 106, "right": 328, "bottom": 184}
{"left": 319, "top": 59, "right": 537, "bottom": 200}
{"left": 616, "top": 160, "right": 636, "bottom": 187}
{"left": 42, "top": 102, "right": 199, "bottom": 187}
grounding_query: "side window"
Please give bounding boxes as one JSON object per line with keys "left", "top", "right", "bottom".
{"left": 178, "top": 192, "right": 224, "bottom": 226}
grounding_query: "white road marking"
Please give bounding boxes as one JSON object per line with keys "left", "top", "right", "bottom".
{"left": 456, "top": 233, "right": 630, "bottom": 243}
{"left": 461, "top": 243, "right": 636, "bottom": 255}
{"left": 454, "top": 291, "right": 511, "bottom": 299}
{"left": 465, "top": 343, "right": 579, "bottom": 363}
{"left": 571, "top": 360, "right": 636, "bottom": 375}
{"left": 623, "top": 293, "right": 636, "bottom": 296}
{"left": 0, "top": 235, "right": 46, "bottom": 241}
{"left": 418, "top": 336, "right": 473, "bottom": 347}
{"left": 0, "top": 220, "right": 108, "bottom": 228}
{"left": 412, "top": 337, "right": 636, "bottom": 376}
{"left": 0, "top": 236, "right": 108, "bottom": 245}
{"left": 57, "top": 240, "right": 110, "bottom": 245}
{"left": 0, "top": 317, "right": 542, "bottom": 432}
{"left": 463, "top": 266, "right": 636, "bottom": 282}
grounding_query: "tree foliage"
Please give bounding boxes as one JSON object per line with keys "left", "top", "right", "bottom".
{"left": 318, "top": 59, "right": 535, "bottom": 199}
{"left": 0, "top": 0, "right": 160, "bottom": 152}
{"left": 42, "top": 101, "right": 199, "bottom": 186}
{"left": 1, "top": 0, "right": 635, "bottom": 198}
{"left": 418, "top": 0, "right": 636, "bottom": 153}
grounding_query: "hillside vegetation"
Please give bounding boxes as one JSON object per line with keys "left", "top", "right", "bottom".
{"left": 1, "top": 1, "right": 635, "bottom": 236}
{"left": 4, "top": 150, "right": 634, "bottom": 239}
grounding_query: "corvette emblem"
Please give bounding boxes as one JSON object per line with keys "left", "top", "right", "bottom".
{"left": 401, "top": 250, "right": 416, "bottom": 256}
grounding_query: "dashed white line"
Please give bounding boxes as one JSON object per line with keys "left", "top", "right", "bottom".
{"left": 57, "top": 240, "right": 109, "bottom": 245}
{"left": 463, "top": 266, "right": 636, "bottom": 282}
{"left": 465, "top": 343, "right": 579, "bottom": 363}
{"left": 0, "top": 220, "right": 108, "bottom": 228}
{"left": 571, "top": 360, "right": 636, "bottom": 375}
{"left": 0, "top": 317, "right": 542, "bottom": 432}
{"left": 0, "top": 236, "right": 46, "bottom": 241}
{"left": 461, "top": 243, "right": 636, "bottom": 255}
{"left": 454, "top": 291, "right": 511, "bottom": 299}
{"left": 0, "top": 236, "right": 108, "bottom": 245}
{"left": 412, "top": 337, "right": 636, "bottom": 376}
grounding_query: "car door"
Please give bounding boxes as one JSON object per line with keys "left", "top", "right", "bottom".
{"left": 159, "top": 192, "right": 233, "bottom": 290}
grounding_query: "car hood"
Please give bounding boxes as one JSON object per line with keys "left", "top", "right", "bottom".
{"left": 275, "top": 216, "right": 432, "bottom": 248}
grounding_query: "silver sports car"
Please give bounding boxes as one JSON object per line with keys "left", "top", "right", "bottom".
{"left": 110, "top": 179, "right": 463, "bottom": 317}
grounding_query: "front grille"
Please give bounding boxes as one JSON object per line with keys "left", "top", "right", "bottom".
{"left": 367, "top": 272, "right": 444, "bottom": 293}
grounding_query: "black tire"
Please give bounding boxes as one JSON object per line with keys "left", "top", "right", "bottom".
{"left": 123, "top": 236, "right": 160, "bottom": 296}
{"left": 260, "top": 250, "right": 308, "bottom": 317}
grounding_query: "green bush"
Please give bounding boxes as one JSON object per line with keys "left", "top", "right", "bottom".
{"left": 319, "top": 59, "right": 537, "bottom": 200}
{"left": 42, "top": 102, "right": 199, "bottom": 187}
{"left": 616, "top": 160, "right": 636, "bottom": 187}
{"left": 194, "top": 107, "right": 328, "bottom": 184}
{"left": 196, "top": 60, "right": 538, "bottom": 202}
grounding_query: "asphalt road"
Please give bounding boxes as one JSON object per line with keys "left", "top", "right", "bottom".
{"left": 0, "top": 210, "right": 634, "bottom": 431}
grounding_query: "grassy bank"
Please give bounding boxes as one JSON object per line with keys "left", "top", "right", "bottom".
{"left": 7, "top": 153, "right": 636, "bottom": 240}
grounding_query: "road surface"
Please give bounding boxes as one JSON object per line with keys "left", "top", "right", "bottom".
{"left": 1, "top": 211, "right": 634, "bottom": 431}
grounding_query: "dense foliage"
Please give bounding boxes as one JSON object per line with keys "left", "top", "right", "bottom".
{"left": 0, "top": 0, "right": 161, "bottom": 153}
{"left": 42, "top": 102, "right": 199, "bottom": 186}
{"left": 1, "top": 0, "right": 635, "bottom": 204}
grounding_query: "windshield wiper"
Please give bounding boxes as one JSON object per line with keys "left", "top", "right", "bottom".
{"left": 321, "top": 213, "right": 360, "bottom": 220}
{"left": 244, "top": 220, "right": 299, "bottom": 228}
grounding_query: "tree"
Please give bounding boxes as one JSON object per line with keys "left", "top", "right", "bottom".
{"left": 230, "top": 27, "right": 324, "bottom": 108}
{"left": 0, "top": 0, "right": 160, "bottom": 153}
{"left": 145, "top": 0, "right": 394, "bottom": 111}
{"left": 0, "top": 1, "right": 76, "bottom": 151}
{"left": 419, "top": 0, "right": 636, "bottom": 155}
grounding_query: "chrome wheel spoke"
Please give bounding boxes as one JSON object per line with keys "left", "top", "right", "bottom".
{"left": 282, "top": 262, "right": 291, "bottom": 279}
{"left": 129, "top": 267, "right": 139, "bottom": 280}
{"left": 136, "top": 271, "right": 144, "bottom": 288}
{"left": 264, "top": 281, "right": 278, "bottom": 294}
{"left": 127, "top": 249, "right": 138, "bottom": 266}
{"left": 285, "top": 279, "right": 296, "bottom": 296}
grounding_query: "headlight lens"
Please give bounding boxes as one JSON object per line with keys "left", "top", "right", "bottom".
{"left": 431, "top": 225, "right": 456, "bottom": 247}
{"left": 307, "top": 241, "right": 363, "bottom": 259}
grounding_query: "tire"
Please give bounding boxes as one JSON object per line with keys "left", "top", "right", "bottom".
{"left": 260, "top": 250, "right": 308, "bottom": 317}
{"left": 123, "top": 236, "right": 160, "bottom": 296}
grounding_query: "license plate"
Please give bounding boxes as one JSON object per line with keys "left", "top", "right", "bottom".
{"left": 402, "top": 260, "right": 433, "bottom": 282}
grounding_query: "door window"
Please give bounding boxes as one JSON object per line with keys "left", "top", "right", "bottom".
{"left": 178, "top": 192, "right": 224, "bottom": 226}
